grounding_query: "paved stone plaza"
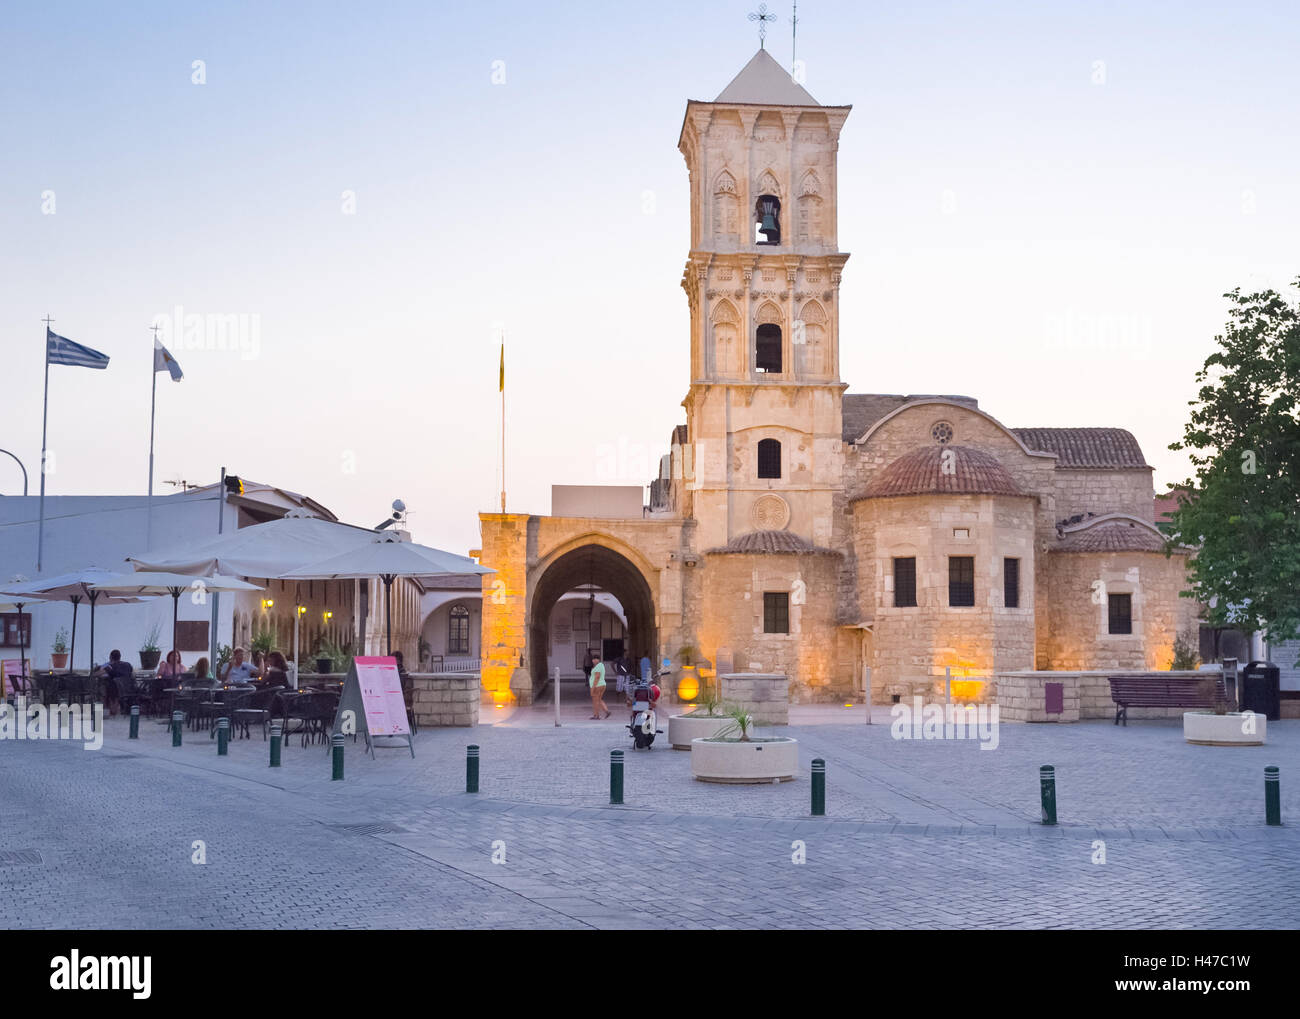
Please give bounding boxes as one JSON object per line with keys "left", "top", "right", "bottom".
{"left": 2, "top": 704, "right": 1297, "bottom": 929}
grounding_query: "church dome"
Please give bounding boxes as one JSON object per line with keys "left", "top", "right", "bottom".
{"left": 860, "top": 445, "right": 1025, "bottom": 499}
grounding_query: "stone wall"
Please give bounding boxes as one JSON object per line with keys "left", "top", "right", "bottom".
{"left": 411, "top": 673, "right": 480, "bottom": 727}
{"left": 995, "top": 671, "right": 1080, "bottom": 722}
{"left": 720, "top": 672, "right": 789, "bottom": 725}
{"left": 699, "top": 551, "right": 843, "bottom": 701}
{"left": 851, "top": 492, "right": 1036, "bottom": 700}
{"left": 1051, "top": 469, "right": 1154, "bottom": 520}
{"left": 994, "top": 669, "right": 1219, "bottom": 721}
{"left": 1041, "top": 549, "right": 1198, "bottom": 672}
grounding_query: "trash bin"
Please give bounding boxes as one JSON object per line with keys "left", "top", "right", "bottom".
{"left": 1240, "top": 661, "right": 1281, "bottom": 721}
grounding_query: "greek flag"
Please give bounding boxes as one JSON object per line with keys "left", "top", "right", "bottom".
{"left": 46, "top": 328, "right": 110, "bottom": 369}
{"left": 153, "top": 338, "right": 183, "bottom": 381}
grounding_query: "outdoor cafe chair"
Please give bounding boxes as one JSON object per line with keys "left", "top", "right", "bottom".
{"left": 232, "top": 687, "right": 278, "bottom": 740}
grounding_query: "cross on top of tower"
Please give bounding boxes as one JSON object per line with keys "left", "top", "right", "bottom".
{"left": 748, "top": 4, "right": 777, "bottom": 48}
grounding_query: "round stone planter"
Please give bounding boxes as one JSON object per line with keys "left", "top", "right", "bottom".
{"left": 667, "top": 713, "right": 732, "bottom": 749}
{"left": 1183, "top": 710, "right": 1266, "bottom": 746}
{"left": 690, "top": 737, "right": 798, "bottom": 783}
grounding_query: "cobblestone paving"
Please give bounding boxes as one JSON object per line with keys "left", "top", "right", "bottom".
{"left": 2, "top": 710, "right": 1298, "bottom": 929}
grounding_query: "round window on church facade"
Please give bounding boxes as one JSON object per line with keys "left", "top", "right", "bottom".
{"left": 931, "top": 421, "right": 954, "bottom": 444}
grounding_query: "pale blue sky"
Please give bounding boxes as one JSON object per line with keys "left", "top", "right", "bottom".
{"left": 2, "top": 0, "right": 1297, "bottom": 553}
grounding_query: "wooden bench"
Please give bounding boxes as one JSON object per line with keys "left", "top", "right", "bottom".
{"left": 1107, "top": 673, "right": 1226, "bottom": 726}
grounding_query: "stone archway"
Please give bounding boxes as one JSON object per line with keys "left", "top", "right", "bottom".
{"left": 528, "top": 544, "right": 658, "bottom": 694}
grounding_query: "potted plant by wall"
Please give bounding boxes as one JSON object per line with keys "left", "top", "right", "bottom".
{"left": 690, "top": 703, "right": 799, "bottom": 783}
{"left": 667, "top": 684, "right": 732, "bottom": 749}
{"left": 139, "top": 622, "right": 162, "bottom": 670}
{"left": 251, "top": 628, "right": 275, "bottom": 657}
{"left": 51, "top": 628, "right": 70, "bottom": 670}
{"left": 314, "top": 640, "right": 334, "bottom": 675}
{"left": 1183, "top": 677, "right": 1266, "bottom": 746}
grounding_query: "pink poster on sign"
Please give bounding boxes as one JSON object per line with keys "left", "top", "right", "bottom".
{"left": 353, "top": 656, "right": 409, "bottom": 736}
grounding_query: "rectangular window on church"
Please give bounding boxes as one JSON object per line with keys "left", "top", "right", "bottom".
{"left": 893, "top": 557, "right": 916, "bottom": 607}
{"left": 763, "top": 592, "right": 789, "bottom": 634}
{"left": 1108, "top": 593, "right": 1132, "bottom": 634}
{"left": 1003, "top": 558, "right": 1020, "bottom": 608}
{"left": 949, "top": 556, "right": 975, "bottom": 607}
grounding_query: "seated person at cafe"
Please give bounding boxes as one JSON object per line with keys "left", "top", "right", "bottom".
{"left": 262, "top": 651, "right": 290, "bottom": 688}
{"left": 221, "top": 646, "right": 261, "bottom": 685}
{"left": 95, "top": 649, "right": 134, "bottom": 716}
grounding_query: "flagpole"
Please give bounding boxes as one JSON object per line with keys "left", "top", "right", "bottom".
{"left": 37, "top": 317, "right": 52, "bottom": 573}
{"left": 499, "top": 338, "right": 506, "bottom": 514}
{"left": 147, "top": 342, "right": 158, "bottom": 550}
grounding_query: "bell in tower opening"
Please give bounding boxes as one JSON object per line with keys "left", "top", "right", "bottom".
{"left": 756, "top": 194, "right": 781, "bottom": 245}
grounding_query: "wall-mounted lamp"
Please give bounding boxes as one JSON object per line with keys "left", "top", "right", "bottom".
{"left": 323, "top": 610, "right": 333, "bottom": 622}
{"left": 297, "top": 605, "right": 307, "bottom": 616}
{"left": 261, "top": 598, "right": 274, "bottom": 610}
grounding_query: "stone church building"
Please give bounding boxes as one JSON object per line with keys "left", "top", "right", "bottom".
{"left": 479, "top": 49, "right": 1197, "bottom": 705}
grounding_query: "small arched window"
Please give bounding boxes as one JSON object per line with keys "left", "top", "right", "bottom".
{"left": 448, "top": 604, "right": 470, "bottom": 655}
{"left": 756, "top": 323, "right": 782, "bottom": 373}
{"left": 755, "top": 194, "right": 781, "bottom": 245}
{"left": 757, "top": 438, "right": 782, "bottom": 479}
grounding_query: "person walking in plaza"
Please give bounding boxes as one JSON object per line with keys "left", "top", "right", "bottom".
{"left": 614, "top": 652, "right": 630, "bottom": 696}
{"left": 589, "top": 654, "right": 610, "bottom": 719}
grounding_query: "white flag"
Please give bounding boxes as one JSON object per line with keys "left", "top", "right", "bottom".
{"left": 153, "top": 339, "right": 183, "bottom": 381}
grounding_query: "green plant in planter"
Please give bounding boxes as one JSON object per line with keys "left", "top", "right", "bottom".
{"left": 697, "top": 682, "right": 723, "bottom": 717}
{"left": 250, "top": 628, "right": 275, "bottom": 656}
{"left": 52, "top": 627, "right": 69, "bottom": 654}
{"left": 215, "top": 644, "right": 233, "bottom": 673}
{"left": 714, "top": 702, "right": 755, "bottom": 742}
{"left": 141, "top": 620, "right": 162, "bottom": 653}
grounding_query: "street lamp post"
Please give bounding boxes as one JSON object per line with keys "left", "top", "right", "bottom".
{"left": 0, "top": 449, "right": 28, "bottom": 496}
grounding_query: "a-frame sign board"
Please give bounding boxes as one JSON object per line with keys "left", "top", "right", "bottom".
{"left": 333, "top": 656, "right": 414, "bottom": 759}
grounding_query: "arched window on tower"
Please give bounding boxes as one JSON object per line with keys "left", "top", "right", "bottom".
{"left": 755, "top": 194, "right": 781, "bottom": 245}
{"left": 448, "top": 604, "right": 470, "bottom": 655}
{"left": 756, "top": 323, "right": 782, "bottom": 373}
{"left": 757, "top": 438, "right": 782, "bottom": 479}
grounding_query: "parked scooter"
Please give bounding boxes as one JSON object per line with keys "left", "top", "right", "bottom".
{"left": 627, "top": 669, "right": 669, "bottom": 749}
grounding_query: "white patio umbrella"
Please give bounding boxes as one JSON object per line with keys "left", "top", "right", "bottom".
{"left": 281, "top": 534, "right": 494, "bottom": 655}
{"left": 124, "top": 513, "right": 385, "bottom": 675}
{"left": 1, "top": 568, "right": 147, "bottom": 672}
{"left": 90, "top": 571, "right": 263, "bottom": 657}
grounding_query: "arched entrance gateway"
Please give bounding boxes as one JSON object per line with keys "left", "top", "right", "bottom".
{"left": 476, "top": 513, "right": 682, "bottom": 706}
{"left": 527, "top": 544, "right": 658, "bottom": 697}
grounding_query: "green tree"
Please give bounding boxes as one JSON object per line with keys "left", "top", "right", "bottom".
{"left": 1167, "top": 281, "right": 1300, "bottom": 647}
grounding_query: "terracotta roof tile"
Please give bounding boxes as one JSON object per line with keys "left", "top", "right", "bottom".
{"left": 1057, "top": 520, "right": 1167, "bottom": 553}
{"left": 859, "top": 445, "right": 1026, "bottom": 499}
{"left": 706, "top": 529, "right": 840, "bottom": 556}
{"left": 1011, "top": 427, "right": 1150, "bottom": 469}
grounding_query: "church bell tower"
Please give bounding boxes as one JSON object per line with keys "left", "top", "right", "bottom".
{"left": 677, "top": 48, "right": 851, "bottom": 550}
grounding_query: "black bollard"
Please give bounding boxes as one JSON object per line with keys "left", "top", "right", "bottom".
{"left": 811, "top": 758, "right": 826, "bottom": 816}
{"left": 172, "top": 710, "right": 183, "bottom": 747}
{"left": 1266, "top": 766, "right": 1281, "bottom": 826}
{"left": 128, "top": 704, "right": 139, "bottom": 740}
{"left": 269, "top": 723, "right": 282, "bottom": 767}
{"left": 331, "top": 733, "right": 345, "bottom": 780}
{"left": 1040, "top": 764, "right": 1057, "bottom": 825}
{"left": 466, "top": 744, "right": 480, "bottom": 793}
{"left": 216, "top": 717, "right": 230, "bottom": 756}
{"left": 610, "top": 749, "right": 624, "bottom": 805}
